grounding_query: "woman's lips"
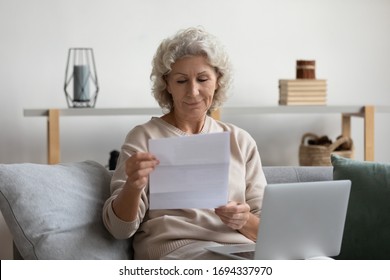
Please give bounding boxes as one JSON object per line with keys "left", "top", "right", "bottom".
{"left": 185, "top": 100, "right": 202, "bottom": 106}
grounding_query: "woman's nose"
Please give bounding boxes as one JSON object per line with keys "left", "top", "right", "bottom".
{"left": 187, "top": 80, "right": 200, "bottom": 96}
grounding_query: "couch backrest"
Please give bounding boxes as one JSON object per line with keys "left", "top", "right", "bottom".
{"left": 263, "top": 166, "right": 333, "bottom": 184}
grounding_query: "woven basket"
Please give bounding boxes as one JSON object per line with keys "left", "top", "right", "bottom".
{"left": 299, "top": 133, "right": 354, "bottom": 166}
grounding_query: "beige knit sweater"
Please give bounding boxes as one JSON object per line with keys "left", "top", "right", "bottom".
{"left": 102, "top": 116, "right": 267, "bottom": 259}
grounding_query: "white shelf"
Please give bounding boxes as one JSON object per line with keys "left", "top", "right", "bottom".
{"left": 24, "top": 107, "right": 164, "bottom": 117}
{"left": 220, "top": 106, "right": 365, "bottom": 115}
{"left": 23, "top": 105, "right": 388, "bottom": 164}
{"left": 24, "top": 105, "right": 390, "bottom": 118}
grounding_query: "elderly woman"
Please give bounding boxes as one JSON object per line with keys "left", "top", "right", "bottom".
{"left": 103, "top": 27, "right": 267, "bottom": 259}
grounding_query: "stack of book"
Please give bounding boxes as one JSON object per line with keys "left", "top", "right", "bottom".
{"left": 279, "top": 79, "right": 327, "bottom": 105}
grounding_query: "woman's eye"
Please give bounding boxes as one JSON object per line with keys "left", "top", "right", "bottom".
{"left": 198, "top": 78, "right": 208, "bottom": 82}
{"left": 177, "top": 80, "right": 187, "bottom": 84}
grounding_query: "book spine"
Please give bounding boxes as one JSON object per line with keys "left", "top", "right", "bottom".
{"left": 279, "top": 100, "right": 327, "bottom": 105}
{"left": 279, "top": 79, "right": 327, "bottom": 87}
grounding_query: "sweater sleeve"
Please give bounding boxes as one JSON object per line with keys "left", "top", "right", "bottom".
{"left": 245, "top": 139, "right": 267, "bottom": 217}
{"left": 102, "top": 127, "right": 150, "bottom": 239}
{"left": 211, "top": 118, "right": 267, "bottom": 217}
{"left": 225, "top": 121, "right": 267, "bottom": 217}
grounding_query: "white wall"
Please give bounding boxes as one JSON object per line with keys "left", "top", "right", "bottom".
{"left": 1, "top": 0, "right": 389, "bottom": 259}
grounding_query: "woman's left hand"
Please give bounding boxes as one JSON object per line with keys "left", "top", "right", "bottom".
{"left": 214, "top": 201, "right": 250, "bottom": 230}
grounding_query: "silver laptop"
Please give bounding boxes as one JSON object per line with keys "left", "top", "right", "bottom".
{"left": 206, "top": 180, "right": 351, "bottom": 260}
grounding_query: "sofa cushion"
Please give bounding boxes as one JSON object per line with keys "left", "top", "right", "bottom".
{"left": 331, "top": 154, "right": 390, "bottom": 259}
{"left": 0, "top": 161, "right": 131, "bottom": 260}
{"left": 263, "top": 166, "right": 332, "bottom": 184}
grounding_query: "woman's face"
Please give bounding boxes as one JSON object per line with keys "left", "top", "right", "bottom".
{"left": 166, "top": 55, "right": 219, "bottom": 119}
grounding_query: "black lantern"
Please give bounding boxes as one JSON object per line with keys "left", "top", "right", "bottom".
{"left": 64, "top": 48, "right": 99, "bottom": 108}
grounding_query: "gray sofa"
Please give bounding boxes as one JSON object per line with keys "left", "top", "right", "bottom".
{"left": 0, "top": 161, "right": 331, "bottom": 260}
{"left": 1, "top": 155, "right": 389, "bottom": 259}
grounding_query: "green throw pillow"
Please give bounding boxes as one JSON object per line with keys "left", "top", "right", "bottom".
{"left": 331, "top": 154, "right": 390, "bottom": 260}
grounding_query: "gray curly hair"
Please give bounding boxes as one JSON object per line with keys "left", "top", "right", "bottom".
{"left": 150, "top": 27, "right": 233, "bottom": 112}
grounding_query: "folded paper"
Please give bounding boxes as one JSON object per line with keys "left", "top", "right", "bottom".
{"left": 149, "top": 132, "right": 230, "bottom": 209}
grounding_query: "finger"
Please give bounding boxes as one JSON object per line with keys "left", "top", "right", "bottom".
{"left": 125, "top": 153, "right": 159, "bottom": 175}
{"left": 216, "top": 210, "right": 247, "bottom": 221}
{"left": 216, "top": 202, "right": 249, "bottom": 214}
{"left": 128, "top": 166, "right": 155, "bottom": 180}
{"left": 217, "top": 215, "right": 245, "bottom": 230}
{"left": 126, "top": 165, "right": 156, "bottom": 190}
{"left": 126, "top": 152, "right": 158, "bottom": 167}
{"left": 215, "top": 202, "right": 250, "bottom": 229}
{"left": 124, "top": 153, "right": 159, "bottom": 189}
{"left": 132, "top": 152, "right": 159, "bottom": 162}
{"left": 215, "top": 201, "right": 237, "bottom": 212}
{"left": 129, "top": 160, "right": 159, "bottom": 173}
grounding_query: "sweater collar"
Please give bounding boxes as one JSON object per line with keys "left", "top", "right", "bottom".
{"left": 152, "top": 115, "right": 212, "bottom": 136}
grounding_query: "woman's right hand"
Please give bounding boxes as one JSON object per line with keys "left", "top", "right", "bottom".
{"left": 112, "top": 152, "right": 159, "bottom": 222}
{"left": 124, "top": 152, "right": 160, "bottom": 190}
